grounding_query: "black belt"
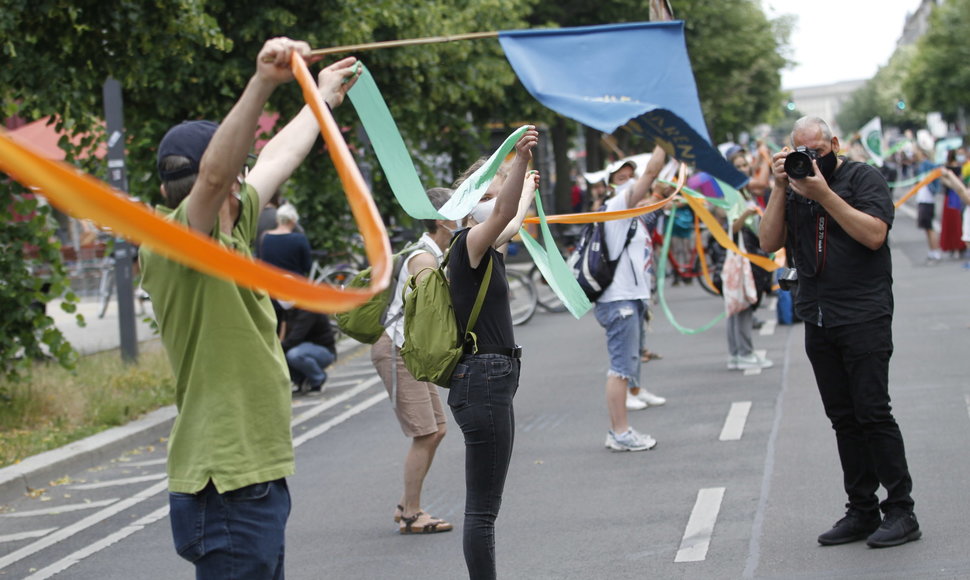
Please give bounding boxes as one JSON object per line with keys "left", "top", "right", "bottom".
{"left": 464, "top": 344, "right": 522, "bottom": 359}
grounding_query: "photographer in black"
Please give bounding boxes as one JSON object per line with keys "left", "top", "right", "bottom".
{"left": 760, "top": 117, "right": 920, "bottom": 548}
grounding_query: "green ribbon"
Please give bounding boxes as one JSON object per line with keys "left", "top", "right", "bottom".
{"left": 517, "top": 193, "right": 592, "bottom": 319}
{"left": 656, "top": 205, "right": 725, "bottom": 334}
{"left": 347, "top": 65, "right": 526, "bottom": 220}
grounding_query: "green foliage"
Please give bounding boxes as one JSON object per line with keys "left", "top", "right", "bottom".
{"left": 904, "top": 0, "right": 970, "bottom": 124}
{"left": 0, "top": 188, "right": 80, "bottom": 381}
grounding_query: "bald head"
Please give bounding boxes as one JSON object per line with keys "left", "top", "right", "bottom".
{"left": 791, "top": 116, "right": 834, "bottom": 146}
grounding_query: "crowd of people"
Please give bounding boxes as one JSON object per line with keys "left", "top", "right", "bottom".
{"left": 135, "top": 36, "right": 945, "bottom": 580}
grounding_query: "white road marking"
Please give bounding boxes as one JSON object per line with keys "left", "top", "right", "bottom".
{"left": 1, "top": 499, "right": 118, "bottom": 518}
{"left": 964, "top": 394, "right": 970, "bottom": 423}
{"left": 719, "top": 402, "right": 753, "bottom": 441}
{"left": 759, "top": 298, "right": 777, "bottom": 336}
{"left": 68, "top": 474, "right": 166, "bottom": 490}
{"left": 675, "top": 487, "right": 726, "bottom": 563}
{"left": 0, "top": 375, "right": 385, "bottom": 573}
{"left": 0, "top": 479, "right": 169, "bottom": 571}
{"left": 0, "top": 528, "right": 57, "bottom": 544}
{"left": 23, "top": 506, "right": 169, "bottom": 580}
{"left": 293, "top": 392, "right": 388, "bottom": 448}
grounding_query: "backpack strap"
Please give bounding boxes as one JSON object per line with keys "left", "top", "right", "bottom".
{"left": 462, "top": 255, "right": 493, "bottom": 355}
{"left": 381, "top": 239, "right": 432, "bottom": 327}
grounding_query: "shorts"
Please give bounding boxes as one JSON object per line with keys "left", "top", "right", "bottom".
{"left": 371, "top": 333, "right": 446, "bottom": 438}
{"left": 917, "top": 202, "right": 935, "bottom": 230}
{"left": 593, "top": 299, "right": 644, "bottom": 387}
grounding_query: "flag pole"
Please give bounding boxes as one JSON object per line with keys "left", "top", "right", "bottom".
{"left": 308, "top": 31, "right": 500, "bottom": 58}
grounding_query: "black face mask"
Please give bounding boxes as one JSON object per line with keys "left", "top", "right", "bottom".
{"left": 817, "top": 150, "right": 838, "bottom": 182}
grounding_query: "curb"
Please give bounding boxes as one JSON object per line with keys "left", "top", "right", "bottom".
{"left": 0, "top": 406, "right": 177, "bottom": 506}
{"left": 0, "top": 336, "right": 369, "bottom": 507}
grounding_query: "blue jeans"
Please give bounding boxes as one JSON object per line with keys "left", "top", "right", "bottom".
{"left": 448, "top": 354, "right": 521, "bottom": 580}
{"left": 169, "top": 479, "right": 291, "bottom": 580}
{"left": 594, "top": 299, "right": 644, "bottom": 387}
{"left": 804, "top": 316, "right": 914, "bottom": 514}
{"left": 285, "top": 343, "right": 335, "bottom": 389}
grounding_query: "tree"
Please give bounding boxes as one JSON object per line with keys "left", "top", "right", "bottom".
{"left": 838, "top": 47, "right": 924, "bottom": 136}
{"left": 904, "top": 0, "right": 970, "bottom": 127}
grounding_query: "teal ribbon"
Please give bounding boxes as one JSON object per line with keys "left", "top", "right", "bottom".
{"left": 656, "top": 205, "right": 725, "bottom": 334}
{"left": 347, "top": 65, "right": 526, "bottom": 220}
{"left": 517, "top": 193, "right": 592, "bottom": 319}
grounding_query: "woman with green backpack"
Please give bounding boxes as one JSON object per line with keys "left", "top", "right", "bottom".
{"left": 447, "top": 127, "right": 539, "bottom": 580}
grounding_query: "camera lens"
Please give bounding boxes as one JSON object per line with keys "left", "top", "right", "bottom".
{"left": 784, "top": 150, "right": 815, "bottom": 179}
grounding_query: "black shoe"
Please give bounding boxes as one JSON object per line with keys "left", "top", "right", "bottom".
{"left": 817, "top": 509, "right": 882, "bottom": 546}
{"left": 866, "top": 510, "right": 921, "bottom": 548}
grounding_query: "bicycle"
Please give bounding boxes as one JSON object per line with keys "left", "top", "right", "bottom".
{"left": 651, "top": 225, "right": 720, "bottom": 296}
{"left": 526, "top": 224, "right": 583, "bottom": 314}
{"left": 506, "top": 268, "right": 537, "bottom": 326}
{"left": 308, "top": 249, "right": 361, "bottom": 288}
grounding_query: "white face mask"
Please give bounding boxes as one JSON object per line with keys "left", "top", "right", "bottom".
{"left": 470, "top": 197, "right": 496, "bottom": 224}
{"left": 612, "top": 180, "right": 633, "bottom": 197}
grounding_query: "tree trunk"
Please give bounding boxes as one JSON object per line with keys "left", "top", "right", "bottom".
{"left": 550, "top": 116, "right": 573, "bottom": 214}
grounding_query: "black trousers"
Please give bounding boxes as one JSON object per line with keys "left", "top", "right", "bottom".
{"left": 804, "top": 315, "right": 914, "bottom": 514}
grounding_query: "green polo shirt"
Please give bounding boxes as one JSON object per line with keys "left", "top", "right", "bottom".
{"left": 140, "top": 184, "right": 294, "bottom": 494}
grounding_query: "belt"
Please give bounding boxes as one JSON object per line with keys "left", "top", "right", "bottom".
{"left": 464, "top": 344, "right": 522, "bottom": 359}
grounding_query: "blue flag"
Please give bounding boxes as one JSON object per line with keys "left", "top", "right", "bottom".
{"left": 499, "top": 21, "right": 747, "bottom": 188}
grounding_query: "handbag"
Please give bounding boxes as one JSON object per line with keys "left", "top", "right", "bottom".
{"left": 721, "top": 234, "right": 758, "bottom": 315}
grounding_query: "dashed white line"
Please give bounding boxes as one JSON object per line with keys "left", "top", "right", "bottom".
{"left": 1, "top": 499, "right": 118, "bottom": 518}
{"left": 964, "top": 394, "right": 970, "bottom": 423}
{"left": 68, "top": 474, "right": 166, "bottom": 490}
{"left": 675, "top": 487, "right": 726, "bottom": 563}
{"left": 293, "top": 392, "right": 388, "bottom": 448}
{"left": 719, "top": 402, "right": 753, "bottom": 441}
{"left": 291, "top": 376, "right": 382, "bottom": 428}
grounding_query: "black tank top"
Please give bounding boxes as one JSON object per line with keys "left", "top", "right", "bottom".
{"left": 447, "top": 229, "right": 515, "bottom": 349}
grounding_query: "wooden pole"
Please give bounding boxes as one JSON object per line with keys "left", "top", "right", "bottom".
{"left": 308, "top": 31, "right": 500, "bottom": 58}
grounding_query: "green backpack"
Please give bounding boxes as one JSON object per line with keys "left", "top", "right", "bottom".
{"left": 399, "top": 239, "right": 492, "bottom": 387}
{"left": 335, "top": 242, "right": 426, "bottom": 344}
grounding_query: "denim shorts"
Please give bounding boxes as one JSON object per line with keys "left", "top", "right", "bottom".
{"left": 594, "top": 299, "right": 644, "bottom": 387}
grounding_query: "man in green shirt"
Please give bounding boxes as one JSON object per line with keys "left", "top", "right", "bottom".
{"left": 139, "top": 37, "right": 359, "bottom": 578}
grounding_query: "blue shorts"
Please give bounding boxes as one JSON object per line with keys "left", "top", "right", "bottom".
{"left": 594, "top": 299, "right": 644, "bottom": 387}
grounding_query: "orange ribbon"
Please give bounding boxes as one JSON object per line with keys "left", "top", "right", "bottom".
{"left": 0, "top": 53, "right": 390, "bottom": 314}
{"left": 894, "top": 167, "right": 942, "bottom": 208}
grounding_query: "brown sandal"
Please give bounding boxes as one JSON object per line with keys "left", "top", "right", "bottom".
{"left": 400, "top": 511, "right": 453, "bottom": 534}
{"left": 394, "top": 504, "right": 404, "bottom": 523}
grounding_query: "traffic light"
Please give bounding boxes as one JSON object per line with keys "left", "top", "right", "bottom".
{"left": 896, "top": 99, "right": 906, "bottom": 111}
{"left": 786, "top": 101, "right": 796, "bottom": 112}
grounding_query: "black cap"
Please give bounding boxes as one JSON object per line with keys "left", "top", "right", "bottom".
{"left": 157, "top": 120, "right": 218, "bottom": 181}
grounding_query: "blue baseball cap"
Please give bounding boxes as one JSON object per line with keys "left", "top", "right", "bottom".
{"left": 157, "top": 120, "right": 218, "bottom": 181}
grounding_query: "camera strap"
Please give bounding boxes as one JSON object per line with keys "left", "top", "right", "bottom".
{"left": 815, "top": 213, "right": 827, "bottom": 272}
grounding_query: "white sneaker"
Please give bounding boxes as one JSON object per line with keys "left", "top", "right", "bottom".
{"left": 606, "top": 428, "right": 657, "bottom": 452}
{"left": 727, "top": 355, "right": 740, "bottom": 370}
{"left": 735, "top": 353, "right": 773, "bottom": 370}
{"left": 636, "top": 390, "right": 666, "bottom": 406}
{"left": 626, "top": 392, "right": 648, "bottom": 411}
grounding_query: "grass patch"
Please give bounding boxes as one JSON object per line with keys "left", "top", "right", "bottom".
{"left": 0, "top": 341, "right": 174, "bottom": 468}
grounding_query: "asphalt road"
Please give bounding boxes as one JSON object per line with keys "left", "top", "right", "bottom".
{"left": 1, "top": 205, "right": 969, "bottom": 579}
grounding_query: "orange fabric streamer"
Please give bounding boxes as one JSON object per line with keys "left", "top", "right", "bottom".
{"left": 524, "top": 163, "right": 687, "bottom": 225}
{"left": 0, "top": 53, "right": 390, "bottom": 314}
{"left": 894, "top": 167, "right": 942, "bottom": 208}
{"left": 681, "top": 194, "right": 778, "bottom": 272}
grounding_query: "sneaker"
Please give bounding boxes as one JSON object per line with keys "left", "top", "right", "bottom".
{"left": 866, "top": 509, "right": 921, "bottom": 548}
{"left": 817, "top": 509, "right": 882, "bottom": 546}
{"left": 635, "top": 390, "right": 667, "bottom": 406}
{"left": 626, "top": 392, "right": 648, "bottom": 411}
{"left": 606, "top": 428, "right": 657, "bottom": 452}
{"left": 735, "top": 353, "right": 773, "bottom": 370}
{"left": 727, "top": 355, "right": 740, "bottom": 370}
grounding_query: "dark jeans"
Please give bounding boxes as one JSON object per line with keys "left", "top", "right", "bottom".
{"left": 448, "top": 354, "right": 521, "bottom": 580}
{"left": 804, "top": 316, "right": 915, "bottom": 514}
{"left": 169, "top": 479, "right": 291, "bottom": 580}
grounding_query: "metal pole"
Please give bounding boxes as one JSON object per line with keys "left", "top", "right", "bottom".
{"left": 103, "top": 77, "right": 138, "bottom": 363}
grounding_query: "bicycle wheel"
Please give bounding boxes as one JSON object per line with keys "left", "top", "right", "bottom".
{"left": 529, "top": 264, "right": 568, "bottom": 313}
{"left": 506, "top": 269, "right": 537, "bottom": 326}
{"left": 322, "top": 269, "right": 358, "bottom": 288}
{"left": 692, "top": 254, "right": 720, "bottom": 296}
{"left": 97, "top": 265, "right": 114, "bottom": 318}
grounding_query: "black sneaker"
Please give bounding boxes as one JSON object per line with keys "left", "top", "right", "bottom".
{"left": 866, "top": 510, "right": 921, "bottom": 548}
{"left": 817, "top": 509, "right": 882, "bottom": 546}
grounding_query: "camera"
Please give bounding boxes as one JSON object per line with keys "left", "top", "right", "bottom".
{"left": 778, "top": 268, "right": 798, "bottom": 291}
{"left": 784, "top": 147, "right": 818, "bottom": 179}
